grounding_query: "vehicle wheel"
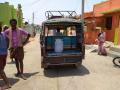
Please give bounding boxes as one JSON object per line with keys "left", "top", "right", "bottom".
{"left": 41, "top": 62, "right": 48, "bottom": 69}
{"left": 44, "top": 66, "right": 48, "bottom": 70}
{"left": 44, "top": 64, "right": 49, "bottom": 70}
{"left": 75, "top": 60, "right": 82, "bottom": 68}
{"left": 113, "top": 57, "right": 120, "bottom": 67}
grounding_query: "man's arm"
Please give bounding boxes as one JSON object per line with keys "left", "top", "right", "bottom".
{"left": 23, "top": 33, "right": 30, "bottom": 46}
{"left": 6, "top": 37, "right": 9, "bottom": 49}
{"left": 20, "top": 29, "right": 30, "bottom": 46}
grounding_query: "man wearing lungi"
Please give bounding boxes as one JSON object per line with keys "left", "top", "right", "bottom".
{"left": 5, "top": 19, "right": 30, "bottom": 80}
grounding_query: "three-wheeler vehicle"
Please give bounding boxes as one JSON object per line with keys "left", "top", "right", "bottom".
{"left": 40, "top": 11, "right": 85, "bottom": 69}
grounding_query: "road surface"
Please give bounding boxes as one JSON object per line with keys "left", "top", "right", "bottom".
{"left": 0, "top": 34, "right": 120, "bottom": 90}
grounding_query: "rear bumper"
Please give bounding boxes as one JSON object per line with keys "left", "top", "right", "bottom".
{"left": 42, "top": 55, "right": 82, "bottom": 67}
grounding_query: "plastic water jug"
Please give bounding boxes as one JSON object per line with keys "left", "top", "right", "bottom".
{"left": 54, "top": 39, "right": 63, "bottom": 53}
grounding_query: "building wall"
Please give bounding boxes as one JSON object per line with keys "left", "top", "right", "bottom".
{"left": 84, "top": 31, "right": 99, "bottom": 44}
{"left": 110, "top": 0, "right": 120, "bottom": 9}
{"left": 0, "top": 2, "right": 12, "bottom": 26}
{"left": 102, "top": 12, "right": 120, "bottom": 44}
{"left": 93, "top": 1, "right": 110, "bottom": 17}
{"left": 93, "top": 0, "right": 120, "bottom": 44}
{"left": 84, "top": 12, "right": 104, "bottom": 44}
{"left": 118, "top": 29, "right": 120, "bottom": 45}
{"left": 94, "top": 0, "right": 120, "bottom": 17}
{"left": 84, "top": 0, "right": 120, "bottom": 44}
{"left": 0, "top": 2, "right": 23, "bottom": 27}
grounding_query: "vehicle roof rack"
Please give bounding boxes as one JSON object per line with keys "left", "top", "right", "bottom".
{"left": 45, "top": 11, "right": 77, "bottom": 19}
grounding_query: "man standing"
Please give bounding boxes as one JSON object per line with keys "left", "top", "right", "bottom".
{"left": 5, "top": 19, "right": 30, "bottom": 80}
{"left": 0, "top": 26, "right": 11, "bottom": 89}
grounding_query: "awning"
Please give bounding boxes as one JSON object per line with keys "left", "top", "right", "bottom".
{"left": 101, "top": 8, "right": 120, "bottom": 14}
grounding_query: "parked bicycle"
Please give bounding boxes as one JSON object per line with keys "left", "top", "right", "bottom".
{"left": 113, "top": 57, "right": 120, "bottom": 67}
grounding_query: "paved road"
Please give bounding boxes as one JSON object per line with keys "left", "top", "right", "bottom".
{"left": 1, "top": 35, "right": 120, "bottom": 90}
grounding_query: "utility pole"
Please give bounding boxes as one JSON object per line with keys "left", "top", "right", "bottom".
{"left": 32, "top": 12, "right": 35, "bottom": 36}
{"left": 32, "top": 12, "right": 34, "bottom": 25}
{"left": 81, "top": 0, "right": 85, "bottom": 59}
{"left": 81, "top": 0, "right": 85, "bottom": 29}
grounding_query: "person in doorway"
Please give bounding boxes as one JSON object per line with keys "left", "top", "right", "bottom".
{"left": 0, "top": 26, "right": 11, "bottom": 90}
{"left": 4, "top": 19, "right": 30, "bottom": 80}
{"left": 55, "top": 28, "right": 62, "bottom": 36}
{"left": 97, "top": 32, "right": 107, "bottom": 56}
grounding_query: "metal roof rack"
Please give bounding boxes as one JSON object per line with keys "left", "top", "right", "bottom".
{"left": 45, "top": 11, "right": 77, "bottom": 19}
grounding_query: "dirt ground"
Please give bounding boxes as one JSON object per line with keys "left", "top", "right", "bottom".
{"left": 0, "top": 34, "right": 120, "bottom": 90}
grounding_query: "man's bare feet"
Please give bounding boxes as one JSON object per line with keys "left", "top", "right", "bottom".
{"left": 20, "top": 74, "right": 27, "bottom": 80}
{"left": 15, "top": 73, "right": 21, "bottom": 77}
{"left": 15, "top": 73, "right": 27, "bottom": 80}
{"left": 1, "top": 84, "right": 11, "bottom": 90}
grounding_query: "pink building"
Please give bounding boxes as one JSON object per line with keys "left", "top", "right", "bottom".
{"left": 84, "top": 0, "right": 120, "bottom": 45}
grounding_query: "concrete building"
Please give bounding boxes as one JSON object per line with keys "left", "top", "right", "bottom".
{"left": 84, "top": 0, "right": 120, "bottom": 45}
{"left": 0, "top": 2, "right": 23, "bottom": 27}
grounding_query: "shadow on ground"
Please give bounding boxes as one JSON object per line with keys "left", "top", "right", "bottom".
{"left": 44, "top": 65, "right": 90, "bottom": 78}
{"left": 0, "top": 78, "right": 19, "bottom": 87}
{"left": 24, "top": 72, "right": 39, "bottom": 78}
{"left": 113, "top": 65, "right": 120, "bottom": 68}
{"left": 0, "top": 72, "right": 39, "bottom": 87}
{"left": 7, "top": 60, "right": 16, "bottom": 64}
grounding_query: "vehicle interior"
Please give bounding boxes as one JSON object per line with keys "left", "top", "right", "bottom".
{"left": 44, "top": 25, "right": 83, "bottom": 56}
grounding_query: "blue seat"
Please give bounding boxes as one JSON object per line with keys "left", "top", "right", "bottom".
{"left": 46, "top": 36, "right": 77, "bottom": 49}
{"left": 46, "top": 37, "right": 53, "bottom": 46}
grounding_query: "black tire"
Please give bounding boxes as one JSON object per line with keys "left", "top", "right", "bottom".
{"left": 44, "top": 67, "right": 49, "bottom": 70}
{"left": 75, "top": 60, "right": 82, "bottom": 68}
{"left": 113, "top": 57, "right": 120, "bottom": 67}
{"left": 43, "top": 64, "right": 48, "bottom": 69}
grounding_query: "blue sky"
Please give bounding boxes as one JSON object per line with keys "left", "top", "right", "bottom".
{"left": 0, "top": 0, "right": 106, "bottom": 24}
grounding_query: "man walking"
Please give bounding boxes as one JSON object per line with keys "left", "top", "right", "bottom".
{"left": 0, "top": 26, "right": 11, "bottom": 90}
{"left": 5, "top": 19, "right": 30, "bottom": 80}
